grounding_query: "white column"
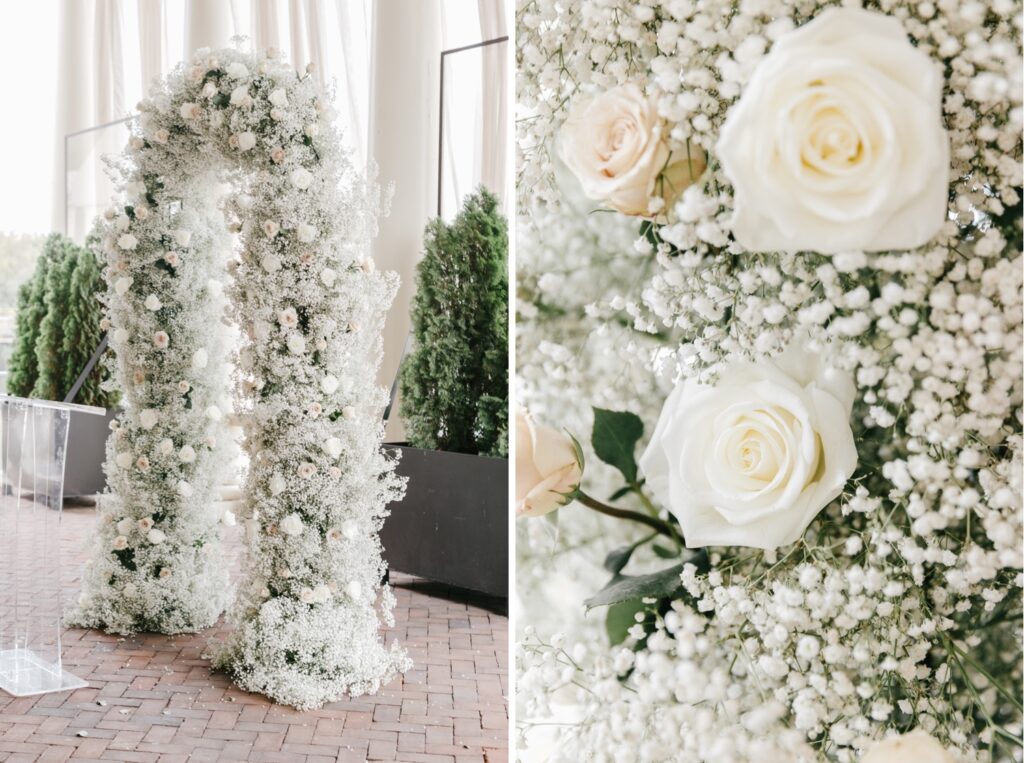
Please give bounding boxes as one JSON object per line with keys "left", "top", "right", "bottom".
{"left": 185, "top": 0, "right": 234, "bottom": 57}
{"left": 369, "top": 0, "right": 442, "bottom": 442}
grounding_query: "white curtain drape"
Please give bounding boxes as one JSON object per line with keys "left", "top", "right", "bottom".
{"left": 54, "top": 0, "right": 374, "bottom": 237}
{"left": 437, "top": 0, "right": 510, "bottom": 219}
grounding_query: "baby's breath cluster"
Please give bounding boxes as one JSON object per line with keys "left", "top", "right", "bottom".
{"left": 70, "top": 44, "right": 409, "bottom": 708}
{"left": 517, "top": 0, "right": 1022, "bottom": 758}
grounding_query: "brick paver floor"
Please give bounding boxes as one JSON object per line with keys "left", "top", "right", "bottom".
{"left": 0, "top": 504, "right": 508, "bottom": 763}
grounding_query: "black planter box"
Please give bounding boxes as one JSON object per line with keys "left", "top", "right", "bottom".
{"left": 381, "top": 444, "right": 508, "bottom": 597}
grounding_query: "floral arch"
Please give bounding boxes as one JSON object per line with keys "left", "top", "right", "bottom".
{"left": 69, "top": 46, "right": 409, "bottom": 708}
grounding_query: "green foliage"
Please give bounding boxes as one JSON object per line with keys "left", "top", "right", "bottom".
{"left": 591, "top": 407, "right": 644, "bottom": 485}
{"left": 400, "top": 188, "right": 508, "bottom": 456}
{"left": 7, "top": 240, "right": 56, "bottom": 397}
{"left": 7, "top": 234, "right": 116, "bottom": 406}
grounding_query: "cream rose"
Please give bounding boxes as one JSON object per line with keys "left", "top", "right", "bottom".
{"left": 716, "top": 7, "right": 949, "bottom": 254}
{"left": 559, "top": 83, "right": 705, "bottom": 216}
{"left": 515, "top": 408, "right": 582, "bottom": 518}
{"left": 860, "top": 731, "right": 954, "bottom": 763}
{"left": 639, "top": 341, "right": 857, "bottom": 549}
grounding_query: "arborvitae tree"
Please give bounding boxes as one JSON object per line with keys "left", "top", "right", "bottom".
{"left": 33, "top": 237, "right": 78, "bottom": 400}
{"left": 6, "top": 240, "right": 58, "bottom": 397}
{"left": 7, "top": 234, "right": 116, "bottom": 406}
{"left": 62, "top": 242, "right": 114, "bottom": 406}
{"left": 400, "top": 188, "right": 508, "bottom": 456}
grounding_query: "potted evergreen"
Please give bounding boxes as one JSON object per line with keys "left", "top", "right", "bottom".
{"left": 6, "top": 234, "right": 117, "bottom": 497}
{"left": 383, "top": 188, "right": 508, "bottom": 597}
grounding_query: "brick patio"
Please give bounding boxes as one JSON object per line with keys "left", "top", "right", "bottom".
{"left": 0, "top": 504, "right": 509, "bottom": 763}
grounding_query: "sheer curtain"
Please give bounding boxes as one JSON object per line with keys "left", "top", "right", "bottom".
{"left": 54, "top": 0, "right": 374, "bottom": 236}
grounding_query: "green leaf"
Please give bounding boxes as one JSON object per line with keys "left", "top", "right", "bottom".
{"left": 605, "top": 599, "right": 645, "bottom": 646}
{"left": 603, "top": 545, "right": 636, "bottom": 575}
{"left": 591, "top": 408, "right": 643, "bottom": 485}
{"left": 584, "top": 564, "right": 684, "bottom": 610}
{"left": 608, "top": 485, "right": 633, "bottom": 502}
{"left": 212, "top": 93, "right": 229, "bottom": 109}
{"left": 652, "top": 544, "right": 678, "bottom": 559}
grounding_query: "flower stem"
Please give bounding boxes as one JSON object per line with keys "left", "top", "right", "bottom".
{"left": 575, "top": 491, "right": 682, "bottom": 544}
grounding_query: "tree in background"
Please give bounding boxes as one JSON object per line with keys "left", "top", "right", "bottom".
{"left": 400, "top": 188, "right": 508, "bottom": 456}
{"left": 33, "top": 236, "right": 78, "bottom": 400}
{"left": 7, "top": 234, "right": 116, "bottom": 407}
{"left": 61, "top": 241, "right": 110, "bottom": 405}
{"left": 6, "top": 239, "right": 58, "bottom": 397}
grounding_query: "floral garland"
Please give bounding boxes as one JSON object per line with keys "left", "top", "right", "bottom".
{"left": 69, "top": 45, "right": 410, "bottom": 709}
{"left": 516, "top": 1, "right": 1022, "bottom": 761}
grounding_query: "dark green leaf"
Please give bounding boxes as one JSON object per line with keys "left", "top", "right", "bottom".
{"left": 605, "top": 599, "right": 645, "bottom": 646}
{"left": 584, "top": 564, "right": 684, "bottom": 610}
{"left": 652, "top": 544, "right": 678, "bottom": 559}
{"left": 591, "top": 407, "right": 643, "bottom": 485}
{"left": 603, "top": 545, "right": 636, "bottom": 575}
{"left": 213, "top": 93, "right": 229, "bottom": 109}
{"left": 608, "top": 485, "right": 633, "bottom": 502}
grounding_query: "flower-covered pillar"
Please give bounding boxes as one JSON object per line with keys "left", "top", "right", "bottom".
{"left": 71, "top": 46, "right": 409, "bottom": 707}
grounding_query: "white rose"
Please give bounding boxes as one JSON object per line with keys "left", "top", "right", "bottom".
{"left": 152, "top": 331, "right": 169, "bottom": 349}
{"left": 115, "top": 214, "right": 130, "bottom": 231}
{"left": 345, "top": 580, "right": 362, "bottom": 600}
{"left": 275, "top": 308, "right": 296, "bottom": 329}
{"left": 192, "top": 348, "right": 208, "bottom": 370}
{"left": 226, "top": 62, "right": 248, "bottom": 80}
{"left": 515, "top": 408, "right": 583, "bottom": 517}
{"left": 229, "top": 85, "right": 250, "bottom": 106}
{"left": 177, "top": 480, "right": 193, "bottom": 497}
{"left": 639, "top": 340, "right": 857, "bottom": 549}
{"left": 152, "top": 128, "right": 169, "bottom": 144}
{"left": 261, "top": 254, "right": 282, "bottom": 274}
{"left": 206, "top": 405, "right": 222, "bottom": 421}
{"left": 116, "top": 518, "right": 133, "bottom": 535}
{"left": 201, "top": 81, "right": 217, "bottom": 99}
{"left": 268, "top": 87, "right": 288, "bottom": 107}
{"left": 341, "top": 406, "right": 356, "bottom": 420}
{"left": 324, "top": 437, "right": 342, "bottom": 458}
{"left": 158, "top": 438, "right": 173, "bottom": 455}
{"left": 180, "top": 102, "right": 201, "bottom": 119}
{"left": 341, "top": 520, "right": 359, "bottom": 540}
{"left": 115, "top": 452, "right": 133, "bottom": 469}
{"left": 319, "top": 267, "right": 337, "bottom": 286}
{"left": 269, "top": 474, "right": 286, "bottom": 496}
{"left": 299, "top": 587, "right": 316, "bottom": 604}
{"left": 861, "top": 731, "right": 954, "bottom": 763}
{"left": 173, "top": 229, "right": 191, "bottom": 247}
{"left": 139, "top": 409, "right": 159, "bottom": 430}
{"left": 144, "top": 294, "right": 162, "bottom": 311}
{"left": 280, "top": 513, "right": 304, "bottom": 536}
{"left": 716, "top": 7, "right": 949, "bottom": 254}
{"left": 297, "top": 462, "right": 317, "bottom": 479}
{"left": 296, "top": 223, "right": 317, "bottom": 243}
{"left": 559, "top": 84, "right": 705, "bottom": 217}
{"left": 312, "top": 584, "right": 331, "bottom": 603}
{"left": 237, "top": 131, "right": 256, "bottom": 151}
{"left": 289, "top": 167, "right": 313, "bottom": 190}
{"left": 147, "top": 528, "right": 166, "bottom": 545}
{"left": 320, "top": 374, "right": 339, "bottom": 394}
{"left": 138, "top": 517, "right": 153, "bottom": 532}
{"left": 178, "top": 445, "right": 196, "bottom": 463}
{"left": 117, "top": 233, "right": 138, "bottom": 251}
{"left": 113, "top": 535, "right": 129, "bottom": 551}
{"left": 114, "top": 277, "right": 133, "bottom": 296}
{"left": 262, "top": 220, "right": 280, "bottom": 238}
{"left": 287, "top": 333, "right": 306, "bottom": 355}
